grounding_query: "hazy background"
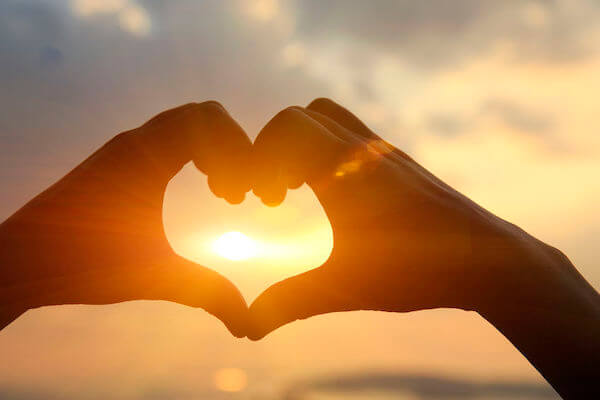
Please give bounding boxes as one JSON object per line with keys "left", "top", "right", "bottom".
{"left": 2, "top": 0, "right": 599, "bottom": 398}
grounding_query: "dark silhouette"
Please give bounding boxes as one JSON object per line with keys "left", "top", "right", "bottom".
{"left": 248, "top": 98, "right": 600, "bottom": 399}
{"left": 0, "top": 102, "right": 253, "bottom": 336}
{"left": 1, "top": 98, "right": 599, "bottom": 399}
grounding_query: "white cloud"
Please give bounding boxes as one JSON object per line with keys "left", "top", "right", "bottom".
{"left": 242, "top": 0, "right": 280, "bottom": 22}
{"left": 117, "top": 4, "right": 150, "bottom": 36}
{"left": 70, "top": 0, "right": 151, "bottom": 36}
{"left": 71, "top": 0, "right": 126, "bottom": 16}
{"left": 281, "top": 41, "right": 307, "bottom": 67}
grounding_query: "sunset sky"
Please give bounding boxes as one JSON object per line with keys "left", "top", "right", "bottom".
{"left": 1, "top": 1, "right": 599, "bottom": 399}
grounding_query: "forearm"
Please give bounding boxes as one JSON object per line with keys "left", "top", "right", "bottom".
{"left": 479, "top": 242, "right": 600, "bottom": 399}
{"left": 0, "top": 220, "right": 28, "bottom": 331}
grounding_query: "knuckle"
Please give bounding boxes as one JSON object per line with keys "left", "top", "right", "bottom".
{"left": 279, "top": 105, "right": 303, "bottom": 118}
{"left": 270, "top": 106, "right": 303, "bottom": 127}
{"left": 308, "top": 97, "right": 334, "bottom": 109}
{"left": 98, "top": 130, "right": 140, "bottom": 160}
{"left": 144, "top": 103, "right": 197, "bottom": 126}
{"left": 181, "top": 102, "right": 198, "bottom": 109}
{"left": 548, "top": 245, "right": 570, "bottom": 264}
{"left": 197, "top": 100, "right": 226, "bottom": 114}
{"left": 183, "top": 101, "right": 228, "bottom": 126}
{"left": 176, "top": 101, "right": 228, "bottom": 129}
{"left": 108, "top": 129, "right": 135, "bottom": 146}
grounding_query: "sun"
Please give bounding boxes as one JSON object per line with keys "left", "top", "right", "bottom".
{"left": 212, "top": 231, "right": 258, "bottom": 261}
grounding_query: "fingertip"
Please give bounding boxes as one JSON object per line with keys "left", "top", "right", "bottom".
{"left": 246, "top": 274, "right": 311, "bottom": 340}
{"left": 247, "top": 302, "right": 276, "bottom": 341}
{"left": 173, "top": 260, "right": 250, "bottom": 338}
{"left": 207, "top": 171, "right": 251, "bottom": 203}
{"left": 246, "top": 329, "right": 267, "bottom": 341}
{"left": 246, "top": 311, "right": 266, "bottom": 341}
{"left": 287, "top": 176, "right": 305, "bottom": 190}
{"left": 207, "top": 174, "right": 226, "bottom": 199}
{"left": 252, "top": 180, "right": 287, "bottom": 207}
{"left": 224, "top": 310, "right": 250, "bottom": 339}
{"left": 212, "top": 288, "right": 250, "bottom": 339}
{"left": 262, "top": 198, "right": 285, "bottom": 208}
{"left": 258, "top": 193, "right": 286, "bottom": 208}
{"left": 225, "top": 191, "right": 246, "bottom": 205}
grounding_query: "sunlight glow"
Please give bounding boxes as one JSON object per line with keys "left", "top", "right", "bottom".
{"left": 212, "top": 231, "right": 258, "bottom": 261}
{"left": 71, "top": 0, "right": 126, "bottom": 16}
{"left": 213, "top": 368, "right": 247, "bottom": 392}
{"left": 243, "top": 0, "right": 280, "bottom": 21}
{"left": 118, "top": 5, "right": 151, "bottom": 36}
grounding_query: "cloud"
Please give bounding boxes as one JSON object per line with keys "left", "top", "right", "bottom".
{"left": 427, "top": 98, "right": 554, "bottom": 138}
{"left": 284, "top": 372, "right": 559, "bottom": 399}
{"left": 0, "top": 371, "right": 559, "bottom": 400}
{"left": 1, "top": 2, "right": 600, "bottom": 397}
{"left": 426, "top": 113, "right": 470, "bottom": 137}
{"left": 70, "top": 0, "right": 151, "bottom": 36}
{"left": 241, "top": 0, "right": 281, "bottom": 22}
{"left": 0, "top": 0, "right": 329, "bottom": 217}
{"left": 481, "top": 98, "right": 555, "bottom": 134}
{"left": 291, "top": 0, "right": 600, "bottom": 69}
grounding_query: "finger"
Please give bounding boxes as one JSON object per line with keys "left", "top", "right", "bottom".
{"left": 136, "top": 101, "right": 253, "bottom": 203}
{"left": 307, "top": 97, "right": 376, "bottom": 139}
{"left": 301, "top": 108, "right": 361, "bottom": 143}
{"left": 298, "top": 108, "right": 402, "bottom": 180}
{"left": 307, "top": 100, "right": 453, "bottom": 191}
{"left": 252, "top": 106, "right": 355, "bottom": 206}
{"left": 8, "top": 257, "right": 249, "bottom": 338}
{"left": 248, "top": 267, "right": 359, "bottom": 340}
{"left": 146, "top": 257, "right": 249, "bottom": 338}
{"left": 143, "top": 102, "right": 198, "bottom": 126}
{"left": 307, "top": 98, "right": 413, "bottom": 162}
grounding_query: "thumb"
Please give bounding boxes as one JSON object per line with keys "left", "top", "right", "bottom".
{"left": 145, "top": 256, "right": 249, "bottom": 338}
{"left": 248, "top": 266, "right": 359, "bottom": 340}
{"left": 0, "top": 305, "right": 26, "bottom": 331}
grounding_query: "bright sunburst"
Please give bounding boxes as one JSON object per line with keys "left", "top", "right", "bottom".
{"left": 212, "top": 231, "right": 258, "bottom": 261}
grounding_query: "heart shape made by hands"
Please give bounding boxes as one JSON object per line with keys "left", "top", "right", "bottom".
{"left": 0, "top": 99, "right": 489, "bottom": 341}
{"left": 163, "top": 163, "right": 333, "bottom": 302}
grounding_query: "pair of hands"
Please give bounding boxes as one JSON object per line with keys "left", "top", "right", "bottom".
{"left": 0, "top": 99, "right": 558, "bottom": 339}
{"left": 4, "top": 98, "right": 599, "bottom": 398}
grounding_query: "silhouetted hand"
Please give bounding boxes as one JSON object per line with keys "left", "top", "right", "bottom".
{"left": 249, "top": 98, "right": 595, "bottom": 336}
{"left": 249, "top": 98, "right": 520, "bottom": 335}
{"left": 0, "top": 102, "right": 251, "bottom": 336}
{"left": 249, "top": 98, "right": 600, "bottom": 398}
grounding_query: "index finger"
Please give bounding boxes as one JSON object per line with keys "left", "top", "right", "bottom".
{"left": 251, "top": 106, "right": 356, "bottom": 206}
{"left": 137, "top": 101, "right": 253, "bottom": 203}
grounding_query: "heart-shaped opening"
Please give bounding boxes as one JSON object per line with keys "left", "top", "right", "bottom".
{"left": 163, "top": 164, "right": 333, "bottom": 301}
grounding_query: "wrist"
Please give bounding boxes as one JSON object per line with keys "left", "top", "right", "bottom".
{"left": 472, "top": 229, "right": 600, "bottom": 399}
{"left": 475, "top": 226, "right": 600, "bottom": 320}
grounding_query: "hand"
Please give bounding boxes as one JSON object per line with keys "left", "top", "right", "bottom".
{"left": 248, "top": 98, "right": 575, "bottom": 339}
{"left": 0, "top": 102, "right": 251, "bottom": 336}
